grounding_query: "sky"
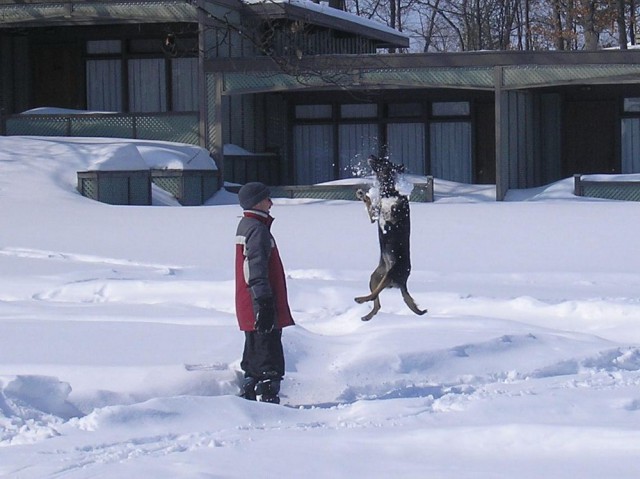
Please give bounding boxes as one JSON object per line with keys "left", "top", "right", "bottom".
{"left": 1, "top": 135, "right": 639, "bottom": 478}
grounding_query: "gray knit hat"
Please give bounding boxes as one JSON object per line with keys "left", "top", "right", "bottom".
{"left": 238, "top": 182, "right": 270, "bottom": 210}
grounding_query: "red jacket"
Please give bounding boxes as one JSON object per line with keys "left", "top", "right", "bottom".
{"left": 235, "top": 211, "right": 295, "bottom": 331}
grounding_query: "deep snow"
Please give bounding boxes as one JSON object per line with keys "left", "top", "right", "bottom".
{"left": 1, "top": 136, "right": 639, "bottom": 478}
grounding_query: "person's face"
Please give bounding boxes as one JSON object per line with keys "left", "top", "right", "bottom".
{"left": 254, "top": 197, "right": 272, "bottom": 213}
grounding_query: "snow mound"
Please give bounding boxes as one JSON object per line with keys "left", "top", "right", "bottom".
{"left": 0, "top": 376, "right": 80, "bottom": 446}
{"left": 1, "top": 375, "right": 80, "bottom": 420}
{"left": 86, "top": 143, "right": 147, "bottom": 171}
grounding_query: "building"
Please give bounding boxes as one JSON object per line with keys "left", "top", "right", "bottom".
{"left": 3, "top": 0, "right": 640, "bottom": 200}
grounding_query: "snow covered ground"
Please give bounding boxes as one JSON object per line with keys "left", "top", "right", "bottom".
{"left": 1, "top": 136, "right": 639, "bottom": 478}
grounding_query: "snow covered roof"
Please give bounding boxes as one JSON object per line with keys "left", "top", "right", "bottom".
{"left": 246, "top": 0, "right": 409, "bottom": 48}
{"left": 0, "top": 0, "right": 408, "bottom": 48}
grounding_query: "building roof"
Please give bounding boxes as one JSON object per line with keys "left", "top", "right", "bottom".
{"left": 0, "top": 0, "right": 199, "bottom": 26}
{"left": 208, "top": 49, "right": 640, "bottom": 94}
{"left": 0, "top": 0, "right": 409, "bottom": 48}
{"left": 247, "top": 0, "right": 409, "bottom": 49}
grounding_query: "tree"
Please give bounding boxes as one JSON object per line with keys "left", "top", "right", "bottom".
{"left": 617, "top": 0, "right": 628, "bottom": 48}
{"left": 350, "top": 0, "right": 634, "bottom": 51}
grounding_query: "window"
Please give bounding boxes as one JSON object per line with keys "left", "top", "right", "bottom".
{"left": 292, "top": 98, "right": 473, "bottom": 183}
{"left": 295, "top": 105, "right": 332, "bottom": 120}
{"left": 341, "top": 104, "right": 377, "bottom": 119}
{"left": 171, "top": 58, "right": 199, "bottom": 112}
{"left": 129, "top": 38, "right": 163, "bottom": 54}
{"left": 87, "top": 40, "right": 121, "bottom": 55}
{"left": 85, "top": 38, "right": 197, "bottom": 113}
{"left": 624, "top": 98, "right": 640, "bottom": 113}
{"left": 128, "top": 59, "right": 167, "bottom": 112}
{"left": 339, "top": 123, "right": 378, "bottom": 177}
{"left": 294, "top": 124, "right": 334, "bottom": 184}
{"left": 431, "top": 122, "right": 472, "bottom": 182}
{"left": 622, "top": 98, "right": 640, "bottom": 172}
{"left": 387, "top": 123, "right": 425, "bottom": 174}
{"left": 86, "top": 60, "right": 122, "bottom": 111}
{"left": 432, "top": 101, "right": 470, "bottom": 117}
{"left": 388, "top": 103, "right": 422, "bottom": 118}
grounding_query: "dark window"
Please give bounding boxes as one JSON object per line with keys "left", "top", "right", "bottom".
{"left": 387, "top": 103, "right": 422, "bottom": 118}
{"left": 341, "top": 104, "right": 377, "bottom": 119}
{"left": 432, "top": 101, "right": 470, "bottom": 117}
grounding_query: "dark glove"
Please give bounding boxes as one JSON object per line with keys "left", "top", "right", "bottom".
{"left": 254, "top": 296, "right": 275, "bottom": 334}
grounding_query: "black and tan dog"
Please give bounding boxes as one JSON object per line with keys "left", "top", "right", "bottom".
{"left": 354, "top": 155, "right": 427, "bottom": 321}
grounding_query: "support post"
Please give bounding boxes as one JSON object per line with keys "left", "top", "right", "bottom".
{"left": 197, "top": 0, "right": 208, "bottom": 150}
{"left": 198, "top": 0, "right": 224, "bottom": 186}
{"left": 574, "top": 174, "right": 583, "bottom": 197}
{"left": 494, "top": 66, "right": 506, "bottom": 201}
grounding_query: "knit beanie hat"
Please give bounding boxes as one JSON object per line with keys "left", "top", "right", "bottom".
{"left": 238, "top": 182, "right": 270, "bottom": 210}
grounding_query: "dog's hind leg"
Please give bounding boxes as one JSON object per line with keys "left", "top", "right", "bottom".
{"left": 400, "top": 286, "right": 427, "bottom": 316}
{"left": 360, "top": 296, "right": 381, "bottom": 321}
{"left": 354, "top": 272, "right": 391, "bottom": 304}
{"left": 356, "top": 271, "right": 386, "bottom": 321}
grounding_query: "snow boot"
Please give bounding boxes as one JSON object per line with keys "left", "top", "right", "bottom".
{"left": 240, "top": 377, "right": 258, "bottom": 401}
{"left": 255, "top": 379, "right": 280, "bottom": 403}
{"left": 255, "top": 371, "right": 281, "bottom": 404}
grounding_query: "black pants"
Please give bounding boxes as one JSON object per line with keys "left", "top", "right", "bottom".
{"left": 241, "top": 329, "right": 285, "bottom": 379}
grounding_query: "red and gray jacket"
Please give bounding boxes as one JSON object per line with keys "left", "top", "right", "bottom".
{"left": 235, "top": 210, "right": 295, "bottom": 331}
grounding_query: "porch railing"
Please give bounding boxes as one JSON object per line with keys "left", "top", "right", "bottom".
{"left": 574, "top": 174, "right": 640, "bottom": 201}
{"left": 226, "top": 177, "right": 434, "bottom": 202}
{"left": 2, "top": 112, "right": 200, "bottom": 145}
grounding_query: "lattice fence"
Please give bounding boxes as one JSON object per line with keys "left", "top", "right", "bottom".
{"left": 227, "top": 178, "right": 434, "bottom": 202}
{"left": 6, "top": 113, "right": 200, "bottom": 145}
{"left": 574, "top": 174, "right": 640, "bottom": 201}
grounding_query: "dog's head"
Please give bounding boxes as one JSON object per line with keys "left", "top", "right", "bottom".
{"left": 368, "top": 155, "right": 405, "bottom": 197}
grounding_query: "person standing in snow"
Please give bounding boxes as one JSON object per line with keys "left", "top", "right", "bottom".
{"left": 235, "top": 182, "right": 295, "bottom": 404}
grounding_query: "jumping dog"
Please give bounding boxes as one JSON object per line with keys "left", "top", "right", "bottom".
{"left": 354, "top": 155, "right": 427, "bottom": 321}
